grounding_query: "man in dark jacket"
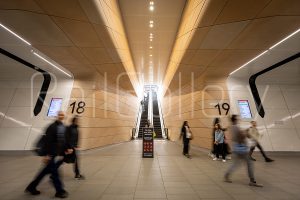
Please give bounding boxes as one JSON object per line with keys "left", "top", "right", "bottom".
{"left": 25, "top": 111, "right": 70, "bottom": 198}
{"left": 65, "top": 115, "right": 84, "bottom": 179}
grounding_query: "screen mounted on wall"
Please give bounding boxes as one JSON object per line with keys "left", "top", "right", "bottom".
{"left": 47, "top": 98, "right": 63, "bottom": 117}
{"left": 238, "top": 100, "right": 252, "bottom": 119}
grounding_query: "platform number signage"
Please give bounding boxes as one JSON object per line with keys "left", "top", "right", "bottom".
{"left": 70, "top": 101, "right": 86, "bottom": 114}
{"left": 214, "top": 103, "right": 230, "bottom": 115}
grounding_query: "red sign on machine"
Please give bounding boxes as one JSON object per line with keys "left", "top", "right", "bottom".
{"left": 143, "top": 128, "right": 154, "bottom": 158}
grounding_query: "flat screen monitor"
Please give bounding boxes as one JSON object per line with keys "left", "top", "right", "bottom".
{"left": 238, "top": 100, "right": 252, "bottom": 119}
{"left": 47, "top": 98, "right": 63, "bottom": 117}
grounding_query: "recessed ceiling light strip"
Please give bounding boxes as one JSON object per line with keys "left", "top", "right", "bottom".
{"left": 230, "top": 28, "right": 300, "bottom": 75}
{"left": 0, "top": 23, "right": 31, "bottom": 45}
{"left": 33, "top": 51, "right": 72, "bottom": 77}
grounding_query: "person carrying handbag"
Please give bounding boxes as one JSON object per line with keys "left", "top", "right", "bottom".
{"left": 179, "top": 121, "right": 193, "bottom": 158}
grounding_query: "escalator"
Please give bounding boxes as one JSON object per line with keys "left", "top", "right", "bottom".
{"left": 152, "top": 92, "right": 163, "bottom": 139}
{"left": 138, "top": 93, "right": 149, "bottom": 138}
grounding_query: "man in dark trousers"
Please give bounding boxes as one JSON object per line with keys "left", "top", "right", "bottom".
{"left": 65, "top": 115, "right": 84, "bottom": 179}
{"left": 25, "top": 111, "right": 70, "bottom": 198}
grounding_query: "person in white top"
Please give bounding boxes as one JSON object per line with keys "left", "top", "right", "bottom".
{"left": 179, "top": 121, "right": 193, "bottom": 158}
{"left": 248, "top": 121, "right": 274, "bottom": 162}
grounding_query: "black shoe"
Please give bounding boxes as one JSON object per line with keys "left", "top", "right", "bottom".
{"left": 265, "top": 158, "right": 274, "bottom": 162}
{"left": 55, "top": 190, "right": 68, "bottom": 198}
{"left": 75, "top": 174, "right": 85, "bottom": 180}
{"left": 250, "top": 157, "right": 256, "bottom": 161}
{"left": 25, "top": 187, "right": 41, "bottom": 195}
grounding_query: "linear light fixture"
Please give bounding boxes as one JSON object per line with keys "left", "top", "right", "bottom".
{"left": 230, "top": 28, "right": 300, "bottom": 75}
{"left": 230, "top": 50, "right": 268, "bottom": 75}
{"left": 0, "top": 23, "right": 31, "bottom": 45}
{"left": 269, "top": 28, "right": 300, "bottom": 49}
{"left": 33, "top": 51, "right": 72, "bottom": 77}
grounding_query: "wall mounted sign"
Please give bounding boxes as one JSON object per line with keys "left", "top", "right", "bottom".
{"left": 238, "top": 100, "right": 252, "bottom": 119}
{"left": 143, "top": 127, "right": 154, "bottom": 158}
{"left": 47, "top": 98, "right": 63, "bottom": 117}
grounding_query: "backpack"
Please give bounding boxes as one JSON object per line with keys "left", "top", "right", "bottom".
{"left": 33, "top": 134, "right": 47, "bottom": 156}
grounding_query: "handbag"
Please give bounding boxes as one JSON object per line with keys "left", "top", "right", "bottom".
{"left": 63, "top": 150, "right": 76, "bottom": 163}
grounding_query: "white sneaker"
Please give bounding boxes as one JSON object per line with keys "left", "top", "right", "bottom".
{"left": 222, "top": 159, "right": 226, "bottom": 162}
{"left": 226, "top": 156, "right": 231, "bottom": 160}
{"left": 213, "top": 158, "right": 217, "bottom": 161}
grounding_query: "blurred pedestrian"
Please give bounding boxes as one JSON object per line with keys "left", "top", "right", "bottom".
{"left": 25, "top": 111, "right": 70, "bottom": 198}
{"left": 248, "top": 121, "right": 274, "bottom": 162}
{"left": 224, "top": 115, "right": 263, "bottom": 187}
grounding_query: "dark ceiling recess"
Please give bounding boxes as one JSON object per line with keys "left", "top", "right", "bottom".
{"left": 249, "top": 52, "right": 300, "bottom": 118}
{"left": 0, "top": 48, "right": 51, "bottom": 116}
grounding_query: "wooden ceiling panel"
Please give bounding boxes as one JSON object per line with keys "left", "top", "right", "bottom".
{"left": 258, "top": 0, "right": 300, "bottom": 17}
{"left": 197, "top": 0, "right": 227, "bottom": 28}
{"left": 199, "top": 21, "right": 249, "bottom": 49}
{"left": 53, "top": 17, "right": 104, "bottom": 48}
{"left": 0, "top": 0, "right": 44, "bottom": 13}
{"left": 228, "top": 16, "right": 300, "bottom": 50}
{"left": 187, "top": 50, "right": 220, "bottom": 66}
{"left": 209, "top": 49, "right": 261, "bottom": 68}
{"left": 0, "top": 10, "right": 72, "bottom": 46}
{"left": 34, "top": 46, "right": 90, "bottom": 65}
{"left": 35, "top": 0, "right": 89, "bottom": 21}
{"left": 187, "top": 27, "right": 210, "bottom": 50}
{"left": 80, "top": 47, "right": 114, "bottom": 64}
{"left": 214, "top": 0, "right": 271, "bottom": 24}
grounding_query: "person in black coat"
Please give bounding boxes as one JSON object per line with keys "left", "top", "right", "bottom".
{"left": 25, "top": 111, "right": 70, "bottom": 198}
{"left": 180, "top": 121, "right": 193, "bottom": 158}
{"left": 65, "top": 116, "right": 84, "bottom": 179}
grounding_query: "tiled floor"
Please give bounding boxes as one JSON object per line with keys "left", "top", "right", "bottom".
{"left": 1, "top": 140, "right": 300, "bottom": 200}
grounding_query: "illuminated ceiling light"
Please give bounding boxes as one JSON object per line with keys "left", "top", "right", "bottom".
{"left": 149, "top": 1, "right": 154, "bottom": 11}
{"left": 150, "top": 38, "right": 153, "bottom": 41}
{"left": 150, "top": 54, "right": 152, "bottom": 57}
{"left": 230, "top": 28, "right": 300, "bottom": 76}
{"left": 269, "top": 28, "right": 300, "bottom": 49}
{"left": 0, "top": 23, "right": 31, "bottom": 45}
{"left": 32, "top": 51, "right": 72, "bottom": 77}
{"left": 149, "top": 46, "right": 153, "bottom": 49}
{"left": 230, "top": 50, "right": 267, "bottom": 75}
{"left": 149, "top": 24, "right": 154, "bottom": 28}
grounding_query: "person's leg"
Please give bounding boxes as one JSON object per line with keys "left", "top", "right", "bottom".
{"left": 186, "top": 139, "right": 190, "bottom": 155}
{"left": 74, "top": 150, "right": 80, "bottom": 176}
{"left": 183, "top": 139, "right": 188, "bottom": 155}
{"left": 244, "top": 153, "right": 263, "bottom": 187}
{"left": 221, "top": 143, "right": 226, "bottom": 160}
{"left": 26, "top": 158, "right": 52, "bottom": 192}
{"left": 249, "top": 145, "right": 256, "bottom": 161}
{"left": 243, "top": 154, "right": 255, "bottom": 182}
{"left": 224, "top": 153, "right": 240, "bottom": 181}
{"left": 215, "top": 144, "right": 220, "bottom": 159}
{"left": 50, "top": 159, "right": 68, "bottom": 197}
{"left": 256, "top": 142, "right": 273, "bottom": 162}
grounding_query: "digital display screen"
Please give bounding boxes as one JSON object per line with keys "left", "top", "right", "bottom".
{"left": 238, "top": 100, "right": 252, "bottom": 119}
{"left": 47, "top": 98, "right": 63, "bottom": 117}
